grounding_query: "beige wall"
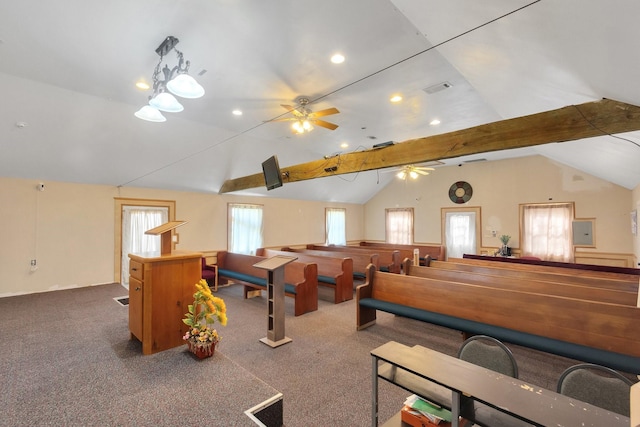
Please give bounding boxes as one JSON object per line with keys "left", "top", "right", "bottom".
{"left": 1, "top": 155, "right": 637, "bottom": 297}
{"left": 364, "top": 155, "right": 636, "bottom": 258}
{"left": 0, "top": 177, "right": 363, "bottom": 297}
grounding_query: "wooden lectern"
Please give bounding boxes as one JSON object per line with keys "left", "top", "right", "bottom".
{"left": 128, "top": 220, "right": 201, "bottom": 355}
{"left": 144, "top": 220, "right": 187, "bottom": 255}
{"left": 253, "top": 255, "right": 297, "bottom": 348}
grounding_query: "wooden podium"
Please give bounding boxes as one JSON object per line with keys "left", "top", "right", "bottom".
{"left": 128, "top": 220, "right": 201, "bottom": 355}
{"left": 253, "top": 255, "right": 297, "bottom": 348}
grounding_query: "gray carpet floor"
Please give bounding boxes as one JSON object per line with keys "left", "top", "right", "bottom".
{"left": 0, "top": 282, "right": 624, "bottom": 426}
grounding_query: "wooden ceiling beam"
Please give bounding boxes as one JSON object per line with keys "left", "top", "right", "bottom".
{"left": 219, "top": 98, "right": 640, "bottom": 193}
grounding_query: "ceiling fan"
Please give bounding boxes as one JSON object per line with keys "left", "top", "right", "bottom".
{"left": 266, "top": 97, "right": 340, "bottom": 133}
{"left": 384, "top": 164, "right": 435, "bottom": 180}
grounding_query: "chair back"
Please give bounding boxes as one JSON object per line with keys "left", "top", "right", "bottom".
{"left": 457, "top": 335, "right": 519, "bottom": 378}
{"left": 557, "top": 363, "right": 633, "bottom": 416}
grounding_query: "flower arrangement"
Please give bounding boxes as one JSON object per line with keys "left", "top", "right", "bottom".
{"left": 498, "top": 234, "right": 511, "bottom": 257}
{"left": 182, "top": 279, "right": 227, "bottom": 356}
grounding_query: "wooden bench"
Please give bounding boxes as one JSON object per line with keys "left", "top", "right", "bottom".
{"left": 457, "top": 255, "right": 640, "bottom": 281}
{"left": 359, "top": 241, "right": 446, "bottom": 263}
{"left": 430, "top": 259, "right": 640, "bottom": 292}
{"left": 356, "top": 264, "right": 640, "bottom": 374}
{"left": 403, "top": 258, "right": 638, "bottom": 306}
{"left": 257, "top": 248, "right": 353, "bottom": 303}
{"left": 306, "top": 244, "right": 401, "bottom": 274}
{"left": 281, "top": 247, "right": 378, "bottom": 280}
{"left": 216, "top": 251, "right": 318, "bottom": 316}
{"left": 462, "top": 253, "right": 640, "bottom": 275}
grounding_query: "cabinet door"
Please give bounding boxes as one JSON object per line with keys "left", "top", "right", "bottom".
{"left": 129, "top": 276, "right": 143, "bottom": 341}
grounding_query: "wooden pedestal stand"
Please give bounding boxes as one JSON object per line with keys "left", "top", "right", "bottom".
{"left": 253, "top": 255, "right": 297, "bottom": 348}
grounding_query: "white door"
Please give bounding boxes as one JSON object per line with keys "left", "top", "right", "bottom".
{"left": 443, "top": 210, "right": 478, "bottom": 259}
{"left": 121, "top": 206, "right": 168, "bottom": 287}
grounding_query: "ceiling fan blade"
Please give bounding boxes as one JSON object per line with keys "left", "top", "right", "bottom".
{"left": 415, "top": 167, "right": 435, "bottom": 171}
{"left": 281, "top": 104, "right": 296, "bottom": 112}
{"left": 313, "top": 119, "right": 339, "bottom": 130}
{"left": 415, "top": 170, "right": 430, "bottom": 175}
{"left": 310, "top": 107, "right": 340, "bottom": 118}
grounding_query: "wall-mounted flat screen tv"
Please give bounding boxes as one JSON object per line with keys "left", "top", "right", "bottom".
{"left": 262, "top": 155, "right": 283, "bottom": 190}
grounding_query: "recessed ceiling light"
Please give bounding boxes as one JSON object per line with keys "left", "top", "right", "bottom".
{"left": 390, "top": 95, "right": 403, "bottom": 103}
{"left": 135, "top": 81, "right": 150, "bottom": 90}
{"left": 430, "top": 119, "right": 441, "bottom": 125}
{"left": 340, "top": 142, "right": 349, "bottom": 149}
{"left": 232, "top": 109, "right": 243, "bottom": 116}
{"left": 331, "top": 53, "right": 345, "bottom": 64}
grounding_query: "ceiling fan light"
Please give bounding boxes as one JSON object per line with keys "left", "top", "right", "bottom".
{"left": 396, "top": 171, "right": 406, "bottom": 180}
{"left": 166, "top": 74, "right": 205, "bottom": 99}
{"left": 409, "top": 170, "right": 419, "bottom": 179}
{"left": 134, "top": 105, "right": 166, "bottom": 122}
{"left": 302, "top": 120, "right": 313, "bottom": 131}
{"left": 149, "top": 92, "right": 184, "bottom": 112}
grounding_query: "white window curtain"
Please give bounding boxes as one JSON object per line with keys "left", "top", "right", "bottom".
{"left": 522, "top": 203, "right": 574, "bottom": 262}
{"left": 385, "top": 208, "right": 413, "bottom": 244}
{"left": 121, "top": 206, "right": 168, "bottom": 285}
{"left": 326, "top": 208, "right": 346, "bottom": 245}
{"left": 445, "top": 212, "right": 476, "bottom": 259}
{"left": 228, "top": 203, "right": 263, "bottom": 255}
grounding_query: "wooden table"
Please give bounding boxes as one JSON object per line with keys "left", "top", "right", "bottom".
{"left": 371, "top": 341, "right": 630, "bottom": 427}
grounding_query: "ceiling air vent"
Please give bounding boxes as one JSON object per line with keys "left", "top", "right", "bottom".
{"left": 423, "top": 81, "right": 453, "bottom": 95}
{"left": 463, "top": 158, "right": 487, "bottom": 163}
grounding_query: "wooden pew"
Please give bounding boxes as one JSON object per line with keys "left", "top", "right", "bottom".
{"left": 359, "top": 241, "right": 446, "bottom": 262}
{"left": 306, "top": 244, "right": 401, "bottom": 274}
{"left": 281, "top": 247, "right": 378, "bottom": 280}
{"left": 356, "top": 264, "right": 640, "bottom": 374}
{"left": 403, "top": 259, "right": 637, "bottom": 306}
{"left": 430, "top": 259, "right": 639, "bottom": 293}
{"left": 216, "top": 251, "right": 318, "bottom": 316}
{"left": 257, "top": 248, "right": 353, "bottom": 303}
{"left": 462, "top": 253, "right": 640, "bottom": 276}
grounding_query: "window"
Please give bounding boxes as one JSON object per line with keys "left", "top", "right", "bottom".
{"left": 385, "top": 208, "right": 413, "bottom": 244}
{"left": 228, "top": 203, "right": 263, "bottom": 255}
{"left": 325, "top": 208, "right": 346, "bottom": 245}
{"left": 521, "top": 202, "right": 574, "bottom": 262}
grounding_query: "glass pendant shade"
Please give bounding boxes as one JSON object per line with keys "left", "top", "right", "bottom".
{"left": 166, "top": 74, "right": 205, "bottom": 99}
{"left": 396, "top": 171, "right": 407, "bottom": 180}
{"left": 134, "top": 105, "right": 166, "bottom": 122}
{"left": 149, "top": 92, "right": 184, "bottom": 112}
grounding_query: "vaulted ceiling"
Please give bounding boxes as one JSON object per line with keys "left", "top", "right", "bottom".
{"left": 1, "top": 0, "right": 639, "bottom": 203}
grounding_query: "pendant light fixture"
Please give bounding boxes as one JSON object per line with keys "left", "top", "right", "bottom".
{"left": 135, "top": 36, "right": 204, "bottom": 122}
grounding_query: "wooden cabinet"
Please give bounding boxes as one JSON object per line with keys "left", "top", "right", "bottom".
{"left": 128, "top": 251, "right": 202, "bottom": 355}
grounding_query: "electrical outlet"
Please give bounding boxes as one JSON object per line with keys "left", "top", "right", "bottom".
{"left": 30, "top": 259, "right": 37, "bottom": 266}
